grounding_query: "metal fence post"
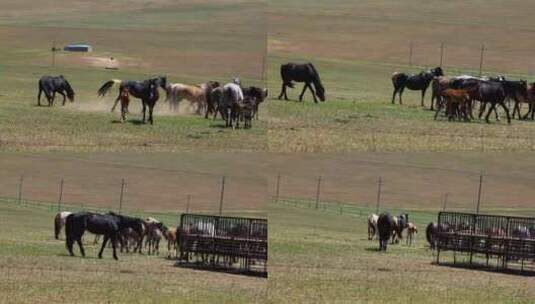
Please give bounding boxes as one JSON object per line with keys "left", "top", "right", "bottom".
{"left": 476, "top": 172, "right": 484, "bottom": 214}
{"left": 119, "top": 178, "right": 126, "bottom": 214}
{"left": 376, "top": 177, "right": 382, "bottom": 214}
{"left": 315, "top": 176, "right": 322, "bottom": 210}
{"left": 18, "top": 175, "right": 24, "bottom": 205}
{"left": 219, "top": 176, "right": 226, "bottom": 215}
{"left": 275, "top": 173, "right": 281, "bottom": 203}
{"left": 57, "top": 178, "right": 64, "bottom": 212}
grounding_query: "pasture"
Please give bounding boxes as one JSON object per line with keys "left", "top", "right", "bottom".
{"left": 266, "top": 0, "right": 535, "bottom": 152}
{"left": 0, "top": 0, "right": 267, "bottom": 152}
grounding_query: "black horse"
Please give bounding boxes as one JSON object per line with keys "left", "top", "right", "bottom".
{"left": 391, "top": 67, "right": 443, "bottom": 106}
{"left": 243, "top": 86, "right": 268, "bottom": 119}
{"left": 37, "top": 75, "right": 75, "bottom": 107}
{"left": 97, "top": 76, "right": 167, "bottom": 124}
{"left": 65, "top": 212, "right": 144, "bottom": 260}
{"left": 477, "top": 81, "right": 511, "bottom": 124}
{"left": 278, "top": 63, "right": 325, "bottom": 103}
{"left": 377, "top": 212, "right": 395, "bottom": 251}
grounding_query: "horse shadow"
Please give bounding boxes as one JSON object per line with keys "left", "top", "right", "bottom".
{"left": 111, "top": 119, "right": 147, "bottom": 125}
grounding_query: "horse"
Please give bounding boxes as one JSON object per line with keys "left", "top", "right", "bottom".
{"left": 377, "top": 212, "right": 395, "bottom": 251}
{"left": 54, "top": 211, "right": 72, "bottom": 239}
{"left": 425, "top": 222, "right": 438, "bottom": 249}
{"left": 278, "top": 62, "right": 325, "bottom": 103}
{"left": 242, "top": 86, "right": 268, "bottom": 119}
{"left": 214, "top": 83, "right": 244, "bottom": 128}
{"left": 164, "top": 227, "right": 178, "bottom": 258}
{"left": 165, "top": 81, "right": 220, "bottom": 114}
{"left": 434, "top": 88, "right": 472, "bottom": 121}
{"left": 118, "top": 87, "right": 130, "bottom": 123}
{"left": 367, "top": 213, "right": 379, "bottom": 240}
{"left": 391, "top": 213, "right": 409, "bottom": 244}
{"left": 477, "top": 81, "right": 511, "bottom": 124}
{"left": 406, "top": 222, "right": 418, "bottom": 246}
{"left": 391, "top": 67, "right": 443, "bottom": 106}
{"left": 65, "top": 212, "right": 144, "bottom": 260}
{"left": 37, "top": 75, "right": 75, "bottom": 107}
{"left": 500, "top": 80, "right": 528, "bottom": 120}
{"left": 97, "top": 76, "right": 166, "bottom": 125}
{"left": 430, "top": 76, "right": 451, "bottom": 110}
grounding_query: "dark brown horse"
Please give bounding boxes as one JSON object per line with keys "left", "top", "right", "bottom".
{"left": 278, "top": 63, "right": 325, "bottom": 103}
{"left": 391, "top": 67, "right": 443, "bottom": 106}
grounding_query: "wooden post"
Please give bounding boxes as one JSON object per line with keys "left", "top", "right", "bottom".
{"left": 315, "top": 176, "right": 322, "bottom": 210}
{"left": 442, "top": 192, "right": 449, "bottom": 211}
{"left": 119, "top": 178, "right": 126, "bottom": 214}
{"left": 476, "top": 172, "right": 483, "bottom": 214}
{"left": 186, "top": 194, "right": 191, "bottom": 213}
{"left": 18, "top": 175, "right": 24, "bottom": 205}
{"left": 439, "top": 42, "right": 444, "bottom": 67}
{"left": 275, "top": 173, "right": 281, "bottom": 203}
{"left": 409, "top": 41, "right": 414, "bottom": 67}
{"left": 219, "top": 176, "right": 226, "bottom": 215}
{"left": 57, "top": 178, "right": 64, "bottom": 212}
{"left": 51, "top": 41, "right": 57, "bottom": 67}
{"left": 376, "top": 177, "right": 382, "bottom": 214}
{"left": 479, "top": 44, "right": 485, "bottom": 77}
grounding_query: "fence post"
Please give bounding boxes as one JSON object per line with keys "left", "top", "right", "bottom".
{"left": 476, "top": 171, "right": 484, "bottom": 214}
{"left": 275, "top": 173, "right": 281, "bottom": 203}
{"left": 315, "top": 176, "right": 322, "bottom": 210}
{"left": 57, "top": 178, "right": 64, "bottom": 212}
{"left": 439, "top": 42, "right": 444, "bottom": 67}
{"left": 409, "top": 40, "right": 413, "bottom": 67}
{"left": 119, "top": 178, "right": 126, "bottom": 214}
{"left": 18, "top": 175, "right": 24, "bottom": 205}
{"left": 219, "top": 176, "right": 226, "bottom": 216}
{"left": 186, "top": 194, "right": 191, "bottom": 213}
{"left": 479, "top": 44, "right": 485, "bottom": 77}
{"left": 375, "top": 177, "right": 382, "bottom": 214}
{"left": 442, "top": 192, "right": 449, "bottom": 211}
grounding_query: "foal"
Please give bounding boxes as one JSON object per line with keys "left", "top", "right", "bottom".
{"left": 119, "top": 87, "right": 130, "bottom": 123}
{"left": 406, "top": 222, "right": 418, "bottom": 246}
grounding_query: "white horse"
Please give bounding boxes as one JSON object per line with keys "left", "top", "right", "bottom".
{"left": 216, "top": 83, "right": 244, "bottom": 128}
{"left": 54, "top": 211, "right": 72, "bottom": 239}
{"left": 367, "top": 213, "right": 379, "bottom": 240}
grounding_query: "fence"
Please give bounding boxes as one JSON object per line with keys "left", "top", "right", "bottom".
{"left": 0, "top": 160, "right": 267, "bottom": 221}
{"left": 269, "top": 163, "right": 535, "bottom": 218}
{"left": 436, "top": 212, "right": 535, "bottom": 274}
{"left": 177, "top": 213, "right": 268, "bottom": 276}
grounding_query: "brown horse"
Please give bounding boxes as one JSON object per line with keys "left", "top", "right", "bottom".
{"left": 165, "top": 81, "right": 220, "bottom": 115}
{"left": 434, "top": 88, "right": 472, "bottom": 121}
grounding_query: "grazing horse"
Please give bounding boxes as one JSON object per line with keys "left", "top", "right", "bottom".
{"left": 377, "top": 213, "right": 395, "bottom": 251}
{"left": 97, "top": 76, "right": 166, "bottom": 125}
{"left": 54, "top": 211, "right": 72, "bottom": 240}
{"left": 278, "top": 62, "right": 325, "bottom": 103}
{"left": 165, "top": 81, "right": 220, "bottom": 114}
{"left": 65, "top": 212, "right": 144, "bottom": 260}
{"left": 367, "top": 213, "right": 379, "bottom": 240}
{"left": 391, "top": 67, "right": 443, "bottom": 106}
{"left": 37, "top": 75, "right": 75, "bottom": 106}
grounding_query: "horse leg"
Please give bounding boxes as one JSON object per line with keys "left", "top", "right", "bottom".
{"left": 37, "top": 89, "right": 43, "bottom": 106}
{"left": 485, "top": 103, "right": 497, "bottom": 124}
{"left": 308, "top": 84, "right": 318, "bottom": 103}
{"left": 111, "top": 95, "right": 120, "bottom": 112}
{"left": 434, "top": 100, "right": 444, "bottom": 120}
{"left": 66, "top": 235, "right": 75, "bottom": 256}
{"left": 398, "top": 87, "right": 405, "bottom": 105}
{"left": 421, "top": 88, "right": 427, "bottom": 107}
{"left": 141, "top": 102, "right": 147, "bottom": 124}
{"left": 298, "top": 83, "right": 309, "bottom": 102}
{"left": 479, "top": 102, "right": 487, "bottom": 119}
{"left": 99, "top": 235, "right": 109, "bottom": 259}
{"left": 278, "top": 83, "right": 285, "bottom": 100}
{"left": 77, "top": 238, "right": 86, "bottom": 257}
{"left": 111, "top": 234, "right": 118, "bottom": 260}
{"left": 500, "top": 101, "right": 511, "bottom": 124}
{"left": 148, "top": 104, "right": 154, "bottom": 125}
{"left": 59, "top": 92, "right": 66, "bottom": 106}
{"left": 51, "top": 92, "right": 56, "bottom": 106}
{"left": 391, "top": 88, "right": 398, "bottom": 104}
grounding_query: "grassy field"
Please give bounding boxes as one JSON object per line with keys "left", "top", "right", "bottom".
{"left": 0, "top": 0, "right": 267, "bottom": 152}
{"left": 269, "top": 203, "right": 535, "bottom": 304}
{"left": 265, "top": 0, "right": 535, "bottom": 153}
{"left": 0, "top": 199, "right": 267, "bottom": 304}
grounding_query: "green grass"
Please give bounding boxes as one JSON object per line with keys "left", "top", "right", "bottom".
{"left": 0, "top": 199, "right": 267, "bottom": 304}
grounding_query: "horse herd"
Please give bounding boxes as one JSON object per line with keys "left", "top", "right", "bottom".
{"left": 368, "top": 212, "right": 535, "bottom": 252}
{"left": 392, "top": 67, "right": 535, "bottom": 124}
{"left": 37, "top": 74, "right": 268, "bottom": 128}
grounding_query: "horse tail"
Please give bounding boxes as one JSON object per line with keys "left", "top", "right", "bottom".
{"left": 392, "top": 72, "right": 408, "bottom": 89}
{"left": 54, "top": 213, "right": 61, "bottom": 239}
{"left": 65, "top": 214, "right": 75, "bottom": 252}
{"left": 98, "top": 79, "right": 122, "bottom": 97}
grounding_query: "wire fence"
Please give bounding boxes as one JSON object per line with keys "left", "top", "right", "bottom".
{"left": 269, "top": 166, "right": 535, "bottom": 218}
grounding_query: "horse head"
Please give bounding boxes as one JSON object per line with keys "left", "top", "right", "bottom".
{"left": 432, "top": 67, "right": 444, "bottom": 77}
{"left": 232, "top": 77, "right": 241, "bottom": 86}
{"left": 63, "top": 80, "right": 75, "bottom": 102}
{"left": 157, "top": 76, "right": 167, "bottom": 90}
